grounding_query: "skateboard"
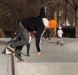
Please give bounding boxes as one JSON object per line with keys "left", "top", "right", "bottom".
{"left": 6, "top": 47, "right": 12, "bottom": 54}
{"left": 6, "top": 45, "right": 24, "bottom": 62}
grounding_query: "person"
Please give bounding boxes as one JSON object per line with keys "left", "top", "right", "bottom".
{"left": 7, "top": 5, "right": 54, "bottom": 56}
{"left": 8, "top": 31, "right": 17, "bottom": 43}
{"left": 57, "top": 26, "right": 63, "bottom": 46}
{"left": 8, "top": 32, "right": 23, "bottom": 57}
{"left": 44, "top": 29, "right": 50, "bottom": 41}
{"left": 26, "top": 33, "right": 33, "bottom": 56}
{"left": 14, "top": 32, "right": 23, "bottom": 58}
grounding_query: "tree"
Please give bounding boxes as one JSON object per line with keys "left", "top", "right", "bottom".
{"left": 0, "top": 0, "right": 63, "bottom": 37}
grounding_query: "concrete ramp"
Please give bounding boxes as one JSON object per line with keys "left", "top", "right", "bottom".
{"left": 15, "top": 38, "right": 78, "bottom": 75}
{"left": 1, "top": 38, "right": 78, "bottom": 75}
{"left": 15, "top": 61, "right": 78, "bottom": 75}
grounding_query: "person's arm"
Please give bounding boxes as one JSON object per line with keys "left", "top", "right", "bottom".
{"left": 62, "top": 30, "right": 63, "bottom": 34}
{"left": 12, "top": 35, "right": 18, "bottom": 41}
{"left": 36, "top": 29, "right": 44, "bottom": 56}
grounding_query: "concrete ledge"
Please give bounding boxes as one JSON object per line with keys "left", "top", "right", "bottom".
{"left": 0, "top": 38, "right": 10, "bottom": 45}
{"left": 0, "top": 54, "right": 12, "bottom": 75}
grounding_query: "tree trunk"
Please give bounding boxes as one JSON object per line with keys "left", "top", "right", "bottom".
{"left": 54, "top": 11, "right": 57, "bottom": 37}
{"left": 75, "top": 8, "right": 78, "bottom": 38}
{"left": 0, "top": 29, "right": 5, "bottom": 37}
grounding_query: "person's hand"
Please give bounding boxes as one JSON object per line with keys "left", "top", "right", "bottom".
{"left": 30, "top": 40, "right": 33, "bottom": 42}
{"left": 37, "top": 52, "right": 41, "bottom": 56}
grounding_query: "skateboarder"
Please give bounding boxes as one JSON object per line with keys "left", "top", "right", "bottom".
{"left": 7, "top": 5, "right": 55, "bottom": 56}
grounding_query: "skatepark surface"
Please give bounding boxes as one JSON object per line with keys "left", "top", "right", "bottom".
{"left": 0, "top": 38, "right": 78, "bottom": 75}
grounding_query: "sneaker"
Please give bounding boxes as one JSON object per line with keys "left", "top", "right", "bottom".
{"left": 17, "top": 59, "right": 21, "bottom": 62}
{"left": 26, "top": 54, "right": 30, "bottom": 57}
{"left": 7, "top": 45, "right": 15, "bottom": 53}
{"left": 17, "top": 59, "right": 24, "bottom": 62}
{"left": 61, "top": 43, "right": 63, "bottom": 46}
{"left": 44, "top": 39, "right": 46, "bottom": 41}
{"left": 57, "top": 41, "right": 60, "bottom": 45}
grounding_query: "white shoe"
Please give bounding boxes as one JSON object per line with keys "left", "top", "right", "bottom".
{"left": 44, "top": 39, "right": 46, "bottom": 41}
{"left": 6, "top": 45, "right": 15, "bottom": 53}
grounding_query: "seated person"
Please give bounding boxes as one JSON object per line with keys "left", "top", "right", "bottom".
{"left": 8, "top": 32, "right": 23, "bottom": 57}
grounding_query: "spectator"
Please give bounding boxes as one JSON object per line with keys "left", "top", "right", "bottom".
{"left": 57, "top": 26, "right": 63, "bottom": 46}
{"left": 44, "top": 29, "right": 50, "bottom": 41}
{"left": 26, "top": 33, "right": 33, "bottom": 57}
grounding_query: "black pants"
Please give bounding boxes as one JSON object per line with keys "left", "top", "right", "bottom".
{"left": 44, "top": 32, "right": 50, "bottom": 40}
{"left": 15, "top": 46, "right": 23, "bottom": 57}
{"left": 26, "top": 43, "right": 30, "bottom": 54}
{"left": 12, "top": 22, "right": 29, "bottom": 48}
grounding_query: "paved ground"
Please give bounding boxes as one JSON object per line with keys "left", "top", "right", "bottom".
{"left": 15, "top": 38, "right": 78, "bottom": 75}
{"left": 0, "top": 38, "right": 11, "bottom": 75}
{"left": 0, "top": 38, "right": 78, "bottom": 75}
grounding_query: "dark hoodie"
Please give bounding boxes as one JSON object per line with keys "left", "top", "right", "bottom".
{"left": 21, "top": 6, "right": 47, "bottom": 52}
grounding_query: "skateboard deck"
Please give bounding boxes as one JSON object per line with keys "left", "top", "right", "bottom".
{"left": 6, "top": 45, "right": 24, "bottom": 62}
{"left": 6, "top": 47, "right": 12, "bottom": 54}
{"left": 6, "top": 45, "right": 14, "bottom": 53}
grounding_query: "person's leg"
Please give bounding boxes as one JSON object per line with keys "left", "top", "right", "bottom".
{"left": 60, "top": 37, "right": 63, "bottom": 46}
{"left": 57, "top": 37, "right": 60, "bottom": 44}
{"left": 15, "top": 50, "right": 21, "bottom": 57}
{"left": 47, "top": 32, "right": 50, "bottom": 40}
{"left": 45, "top": 32, "right": 48, "bottom": 41}
{"left": 26, "top": 43, "right": 30, "bottom": 56}
{"left": 11, "top": 22, "right": 29, "bottom": 49}
{"left": 27, "top": 43, "right": 30, "bottom": 54}
{"left": 15, "top": 46, "right": 23, "bottom": 57}
{"left": 12, "top": 40, "right": 24, "bottom": 48}
{"left": 6, "top": 40, "right": 24, "bottom": 53}
{"left": 19, "top": 22, "right": 29, "bottom": 45}
{"left": 43, "top": 32, "right": 46, "bottom": 41}
{"left": 15, "top": 49, "right": 22, "bottom": 62}
{"left": 44, "top": 32, "right": 46, "bottom": 39}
